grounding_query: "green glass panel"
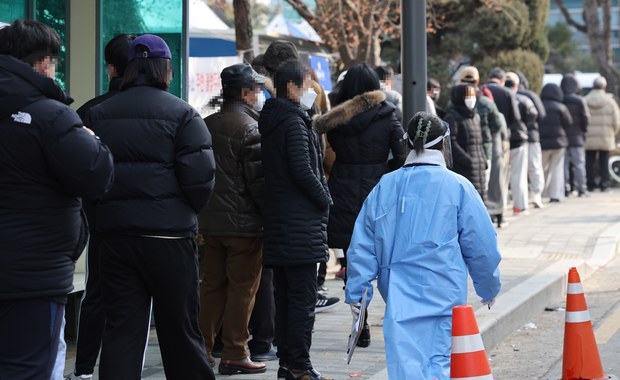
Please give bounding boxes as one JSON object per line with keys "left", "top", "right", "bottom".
{"left": 34, "top": 0, "right": 67, "bottom": 90}
{"left": 100, "top": 0, "right": 183, "bottom": 98}
{"left": 0, "top": 0, "right": 27, "bottom": 22}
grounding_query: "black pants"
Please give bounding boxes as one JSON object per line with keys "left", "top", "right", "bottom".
{"left": 74, "top": 236, "right": 105, "bottom": 376}
{"left": 249, "top": 267, "right": 275, "bottom": 354}
{"left": 0, "top": 298, "right": 64, "bottom": 379}
{"left": 99, "top": 236, "right": 214, "bottom": 380}
{"left": 586, "top": 150, "right": 610, "bottom": 190}
{"left": 273, "top": 264, "right": 317, "bottom": 371}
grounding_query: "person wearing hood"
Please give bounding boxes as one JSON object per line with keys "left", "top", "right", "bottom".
{"left": 198, "top": 64, "right": 268, "bottom": 375}
{"left": 345, "top": 111, "right": 501, "bottom": 380}
{"left": 539, "top": 83, "right": 573, "bottom": 202}
{"left": 584, "top": 76, "right": 620, "bottom": 192}
{"left": 313, "top": 63, "right": 406, "bottom": 349}
{"left": 258, "top": 59, "right": 333, "bottom": 380}
{"left": 444, "top": 83, "right": 488, "bottom": 201}
{"left": 561, "top": 74, "right": 591, "bottom": 197}
{"left": 0, "top": 20, "right": 114, "bottom": 379}
{"left": 516, "top": 72, "right": 547, "bottom": 209}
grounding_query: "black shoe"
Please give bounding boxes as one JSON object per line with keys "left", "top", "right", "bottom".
{"left": 315, "top": 293, "right": 339, "bottom": 313}
{"left": 357, "top": 323, "right": 371, "bottom": 347}
{"left": 278, "top": 366, "right": 291, "bottom": 380}
{"left": 549, "top": 198, "right": 560, "bottom": 203}
{"left": 286, "top": 368, "right": 333, "bottom": 380}
{"left": 250, "top": 346, "right": 277, "bottom": 362}
{"left": 578, "top": 190, "right": 589, "bottom": 197}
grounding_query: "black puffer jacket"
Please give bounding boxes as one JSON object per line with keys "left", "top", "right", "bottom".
{"left": 0, "top": 55, "right": 114, "bottom": 300}
{"left": 515, "top": 92, "right": 539, "bottom": 144}
{"left": 540, "top": 84, "right": 573, "bottom": 150}
{"left": 199, "top": 101, "right": 264, "bottom": 237}
{"left": 518, "top": 88, "right": 546, "bottom": 143}
{"left": 561, "top": 75, "right": 590, "bottom": 147}
{"left": 313, "top": 90, "right": 406, "bottom": 249}
{"left": 258, "top": 97, "right": 331, "bottom": 266}
{"left": 487, "top": 81, "right": 522, "bottom": 141}
{"left": 445, "top": 85, "right": 487, "bottom": 200}
{"left": 86, "top": 81, "right": 215, "bottom": 237}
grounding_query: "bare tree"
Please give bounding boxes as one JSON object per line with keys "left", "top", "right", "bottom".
{"left": 233, "top": 0, "right": 254, "bottom": 63}
{"left": 555, "top": 0, "right": 620, "bottom": 95}
{"left": 284, "top": 0, "right": 400, "bottom": 68}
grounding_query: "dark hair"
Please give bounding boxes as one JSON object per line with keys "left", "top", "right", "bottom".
{"left": 374, "top": 65, "right": 394, "bottom": 81}
{"left": 263, "top": 40, "right": 300, "bottom": 75}
{"left": 406, "top": 111, "right": 446, "bottom": 154}
{"left": 104, "top": 34, "right": 135, "bottom": 77}
{"left": 120, "top": 45, "right": 171, "bottom": 91}
{"left": 427, "top": 77, "right": 441, "bottom": 90}
{"left": 488, "top": 67, "right": 506, "bottom": 81}
{"left": 0, "top": 19, "right": 60, "bottom": 66}
{"left": 516, "top": 71, "right": 530, "bottom": 90}
{"left": 335, "top": 63, "right": 380, "bottom": 105}
{"left": 274, "top": 59, "right": 305, "bottom": 99}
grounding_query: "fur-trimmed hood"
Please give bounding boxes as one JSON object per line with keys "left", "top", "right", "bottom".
{"left": 313, "top": 90, "right": 390, "bottom": 134}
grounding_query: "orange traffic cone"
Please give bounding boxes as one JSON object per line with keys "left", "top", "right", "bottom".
{"left": 562, "top": 267, "right": 606, "bottom": 380}
{"left": 451, "top": 305, "right": 493, "bottom": 380}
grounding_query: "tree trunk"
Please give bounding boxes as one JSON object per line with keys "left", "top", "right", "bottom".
{"left": 582, "top": 0, "right": 620, "bottom": 96}
{"left": 233, "top": 0, "right": 254, "bottom": 63}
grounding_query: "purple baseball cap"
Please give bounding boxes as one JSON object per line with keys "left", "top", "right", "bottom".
{"left": 128, "top": 34, "right": 171, "bottom": 61}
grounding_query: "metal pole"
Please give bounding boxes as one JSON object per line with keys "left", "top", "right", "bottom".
{"left": 402, "top": 0, "right": 427, "bottom": 125}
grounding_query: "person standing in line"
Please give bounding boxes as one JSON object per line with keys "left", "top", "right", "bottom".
{"left": 444, "top": 83, "right": 488, "bottom": 201}
{"left": 85, "top": 34, "right": 216, "bottom": 379}
{"left": 458, "top": 66, "right": 507, "bottom": 219}
{"left": 258, "top": 60, "right": 333, "bottom": 380}
{"left": 374, "top": 65, "right": 403, "bottom": 122}
{"left": 584, "top": 76, "right": 620, "bottom": 192}
{"left": 345, "top": 112, "right": 501, "bottom": 380}
{"left": 0, "top": 19, "right": 114, "bottom": 379}
{"left": 313, "top": 63, "right": 406, "bottom": 348}
{"left": 516, "top": 71, "right": 546, "bottom": 209}
{"left": 65, "top": 33, "right": 135, "bottom": 380}
{"left": 198, "top": 64, "right": 267, "bottom": 375}
{"left": 505, "top": 72, "right": 535, "bottom": 215}
{"left": 427, "top": 77, "right": 445, "bottom": 118}
{"left": 561, "top": 74, "right": 590, "bottom": 197}
{"left": 539, "top": 83, "right": 573, "bottom": 203}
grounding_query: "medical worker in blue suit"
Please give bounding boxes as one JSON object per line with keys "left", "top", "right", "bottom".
{"left": 345, "top": 111, "right": 501, "bottom": 379}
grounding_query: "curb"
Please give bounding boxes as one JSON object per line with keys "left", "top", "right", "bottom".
{"left": 368, "top": 222, "right": 619, "bottom": 380}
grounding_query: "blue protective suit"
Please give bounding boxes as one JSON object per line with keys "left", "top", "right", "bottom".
{"left": 345, "top": 150, "right": 501, "bottom": 380}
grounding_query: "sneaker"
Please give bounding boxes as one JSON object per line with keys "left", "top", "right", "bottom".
{"left": 65, "top": 374, "right": 93, "bottom": 380}
{"left": 578, "top": 190, "right": 589, "bottom": 197}
{"left": 317, "top": 284, "right": 328, "bottom": 296}
{"left": 251, "top": 346, "right": 278, "bottom": 362}
{"left": 334, "top": 267, "right": 346, "bottom": 279}
{"left": 513, "top": 207, "right": 529, "bottom": 216}
{"left": 315, "top": 293, "right": 339, "bottom": 312}
{"left": 549, "top": 198, "right": 561, "bottom": 203}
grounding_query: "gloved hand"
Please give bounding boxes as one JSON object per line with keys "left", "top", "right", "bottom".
{"left": 482, "top": 298, "right": 496, "bottom": 310}
{"left": 350, "top": 303, "right": 362, "bottom": 323}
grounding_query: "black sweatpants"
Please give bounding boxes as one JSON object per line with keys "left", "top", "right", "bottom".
{"left": 273, "top": 264, "right": 317, "bottom": 371}
{"left": 249, "top": 267, "right": 275, "bottom": 355}
{"left": 74, "top": 236, "right": 105, "bottom": 376}
{"left": 0, "top": 298, "right": 64, "bottom": 379}
{"left": 99, "top": 236, "right": 214, "bottom": 380}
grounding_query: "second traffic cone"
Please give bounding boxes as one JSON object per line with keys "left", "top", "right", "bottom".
{"left": 451, "top": 305, "right": 493, "bottom": 380}
{"left": 562, "top": 267, "right": 605, "bottom": 380}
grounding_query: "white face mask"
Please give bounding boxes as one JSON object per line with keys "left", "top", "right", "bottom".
{"left": 300, "top": 88, "right": 318, "bottom": 110}
{"left": 253, "top": 91, "right": 266, "bottom": 112}
{"left": 464, "top": 97, "right": 476, "bottom": 110}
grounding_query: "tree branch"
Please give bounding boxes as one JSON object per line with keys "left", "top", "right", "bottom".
{"left": 554, "top": 0, "right": 588, "bottom": 33}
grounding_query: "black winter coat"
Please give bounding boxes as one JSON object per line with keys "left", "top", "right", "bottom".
{"left": 561, "top": 76, "right": 590, "bottom": 147}
{"left": 0, "top": 55, "right": 114, "bottom": 300}
{"left": 313, "top": 90, "right": 406, "bottom": 249}
{"left": 518, "top": 87, "right": 546, "bottom": 143}
{"left": 445, "top": 87, "right": 487, "bottom": 200}
{"left": 515, "top": 92, "right": 539, "bottom": 147}
{"left": 540, "top": 84, "right": 573, "bottom": 150}
{"left": 258, "top": 97, "right": 331, "bottom": 266}
{"left": 199, "top": 101, "right": 264, "bottom": 237}
{"left": 486, "top": 81, "right": 522, "bottom": 141}
{"left": 86, "top": 82, "right": 215, "bottom": 237}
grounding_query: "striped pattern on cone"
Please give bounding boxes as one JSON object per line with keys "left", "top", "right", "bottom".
{"left": 561, "top": 267, "right": 605, "bottom": 380}
{"left": 451, "top": 305, "right": 493, "bottom": 380}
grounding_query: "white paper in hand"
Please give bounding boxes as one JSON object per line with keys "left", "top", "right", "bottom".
{"left": 346, "top": 287, "right": 368, "bottom": 364}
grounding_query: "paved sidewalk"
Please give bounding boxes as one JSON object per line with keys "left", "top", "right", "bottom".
{"left": 64, "top": 189, "right": 620, "bottom": 379}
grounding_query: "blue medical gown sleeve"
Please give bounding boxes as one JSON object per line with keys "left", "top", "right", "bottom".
{"left": 457, "top": 194, "right": 502, "bottom": 302}
{"left": 344, "top": 190, "right": 379, "bottom": 305}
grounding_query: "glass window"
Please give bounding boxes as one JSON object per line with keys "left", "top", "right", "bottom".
{"left": 99, "top": 0, "right": 184, "bottom": 98}
{"left": 0, "top": 0, "right": 27, "bottom": 22}
{"left": 34, "top": 0, "right": 67, "bottom": 89}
